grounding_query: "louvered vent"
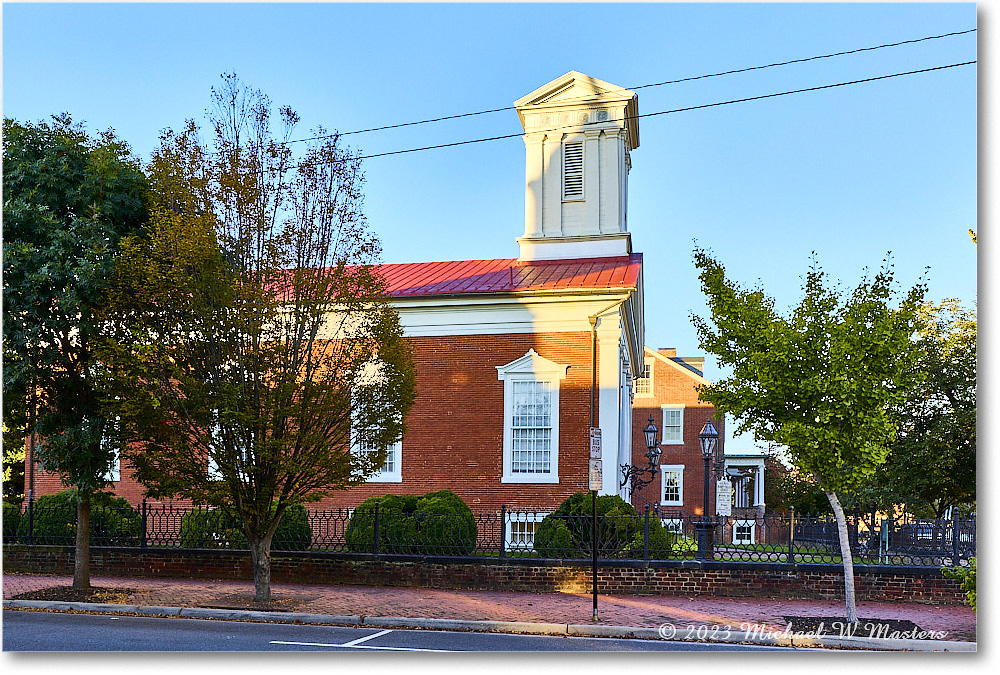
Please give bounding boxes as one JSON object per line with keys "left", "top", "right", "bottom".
{"left": 563, "top": 141, "right": 584, "bottom": 199}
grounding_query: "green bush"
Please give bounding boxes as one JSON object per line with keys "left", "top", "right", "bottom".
{"left": 179, "top": 503, "right": 312, "bottom": 550}
{"left": 534, "top": 493, "right": 682, "bottom": 559}
{"left": 942, "top": 557, "right": 976, "bottom": 611}
{"left": 3, "top": 501, "right": 23, "bottom": 541}
{"left": 346, "top": 489, "right": 477, "bottom": 555}
{"left": 14, "top": 489, "right": 140, "bottom": 546}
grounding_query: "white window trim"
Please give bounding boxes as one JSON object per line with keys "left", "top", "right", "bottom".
{"left": 497, "top": 349, "right": 567, "bottom": 484}
{"left": 733, "top": 520, "right": 757, "bottom": 545}
{"left": 660, "top": 518, "right": 684, "bottom": 534}
{"left": 504, "top": 511, "right": 548, "bottom": 551}
{"left": 661, "top": 405, "right": 685, "bottom": 445}
{"left": 354, "top": 436, "right": 403, "bottom": 483}
{"left": 562, "top": 138, "right": 585, "bottom": 201}
{"left": 660, "top": 464, "right": 684, "bottom": 506}
{"left": 101, "top": 417, "right": 121, "bottom": 482}
{"left": 633, "top": 357, "right": 654, "bottom": 397}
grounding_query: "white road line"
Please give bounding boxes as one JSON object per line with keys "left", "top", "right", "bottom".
{"left": 339, "top": 629, "right": 394, "bottom": 647}
{"left": 269, "top": 639, "right": 451, "bottom": 652}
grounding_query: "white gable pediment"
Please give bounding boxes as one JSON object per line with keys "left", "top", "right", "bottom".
{"left": 496, "top": 348, "right": 568, "bottom": 379}
{"left": 513, "top": 71, "right": 635, "bottom": 108}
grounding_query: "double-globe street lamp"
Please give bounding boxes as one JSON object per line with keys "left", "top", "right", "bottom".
{"left": 695, "top": 420, "right": 721, "bottom": 560}
{"left": 620, "top": 416, "right": 661, "bottom": 496}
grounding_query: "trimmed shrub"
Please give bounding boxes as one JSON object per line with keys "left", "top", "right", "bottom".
{"left": 534, "top": 492, "right": 682, "bottom": 559}
{"left": 346, "top": 489, "right": 477, "bottom": 555}
{"left": 14, "top": 489, "right": 140, "bottom": 546}
{"left": 178, "top": 503, "right": 312, "bottom": 550}
{"left": 3, "top": 501, "right": 22, "bottom": 542}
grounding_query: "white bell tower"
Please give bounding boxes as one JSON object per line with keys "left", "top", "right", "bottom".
{"left": 514, "top": 71, "right": 640, "bottom": 261}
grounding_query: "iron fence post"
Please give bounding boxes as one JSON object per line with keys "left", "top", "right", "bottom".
{"left": 141, "top": 499, "right": 148, "bottom": 549}
{"left": 643, "top": 505, "right": 650, "bottom": 561}
{"left": 952, "top": 509, "right": 960, "bottom": 566}
{"left": 373, "top": 501, "right": 380, "bottom": 555}
{"left": 499, "top": 505, "right": 506, "bottom": 559}
{"left": 27, "top": 494, "right": 34, "bottom": 546}
{"left": 786, "top": 507, "right": 795, "bottom": 565}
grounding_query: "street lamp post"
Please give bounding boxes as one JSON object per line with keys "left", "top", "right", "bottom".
{"left": 620, "top": 416, "right": 661, "bottom": 496}
{"left": 695, "top": 420, "right": 720, "bottom": 560}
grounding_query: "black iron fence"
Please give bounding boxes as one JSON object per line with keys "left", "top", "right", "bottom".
{"left": 2, "top": 500, "right": 975, "bottom": 567}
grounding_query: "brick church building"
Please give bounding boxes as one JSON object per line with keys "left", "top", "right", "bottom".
{"left": 25, "top": 71, "right": 762, "bottom": 526}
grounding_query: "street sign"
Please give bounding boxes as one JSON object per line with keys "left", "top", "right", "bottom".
{"left": 589, "top": 427, "right": 602, "bottom": 459}
{"left": 715, "top": 478, "right": 732, "bottom": 517}
{"left": 588, "top": 459, "right": 603, "bottom": 491}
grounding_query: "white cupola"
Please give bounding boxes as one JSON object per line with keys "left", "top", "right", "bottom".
{"left": 513, "top": 71, "right": 640, "bottom": 261}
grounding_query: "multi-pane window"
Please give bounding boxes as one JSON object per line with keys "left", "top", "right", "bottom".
{"left": 353, "top": 431, "right": 402, "bottom": 483}
{"left": 660, "top": 465, "right": 684, "bottom": 506}
{"left": 734, "top": 522, "right": 755, "bottom": 545}
{"left": 511, "top": 380, "right": 553, "bottom": 474}
{"left": 562, "top": 140, "right": 584, "bottom": 199}
{"left": 508, "top": 518, "right": 541, "bottom": 551}
{"left": 633, "top": 357, "right": 653, "bottom": 396}
{"left": 498, "top": 349, "right": 566, "bottom": 484}
{"left": 662, "top": 406, "right": 684, "bottom": 444}
{"left": 101, "top": 417, "right": 120, "bottom": 482}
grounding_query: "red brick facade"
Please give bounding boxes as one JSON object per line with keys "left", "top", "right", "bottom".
{"left": 24, "top": 331, "right": 607, "bottom": 514}
{"left": 630, "top": 347, "right": 722, "bottom": 516}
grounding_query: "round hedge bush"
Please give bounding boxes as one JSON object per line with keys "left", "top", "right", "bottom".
{"left": 179, "top": 503, "right": 312, "bottom": 550}
{"left": 14, "top": 489, "right": 140, "bottom": 546}
{"left": 345, "top": 489, "right": 477, "bottom": 555}
{"left": 534, "top": 492, "right": 681, "bottom": 559}
{"left": 3, "top": 501, "right": 22, "bottom": 542}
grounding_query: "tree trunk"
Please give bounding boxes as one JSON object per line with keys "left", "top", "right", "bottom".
{"left": 73, "top": 491, "right": 91, "bottom": 590}
{"left": 249, "top": 534, "right": 274, "bottom": 603}
{"left": 824, "top": 489, "right": 858, "bottom": 623}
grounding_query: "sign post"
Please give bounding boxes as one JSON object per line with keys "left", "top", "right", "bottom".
{"left": 589, "top": 427, "right": 601, "bottom": 621}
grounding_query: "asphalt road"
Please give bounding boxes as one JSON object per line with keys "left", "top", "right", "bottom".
{"left": 3, "top": 610, "right": 807, "bottom": 652}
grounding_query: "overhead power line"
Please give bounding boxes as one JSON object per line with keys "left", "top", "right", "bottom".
{"left": 285, "top": 28, "right": 976, "bottom": 146}
{"left": 348, "top": 60, "right": 975, "bottom": 162}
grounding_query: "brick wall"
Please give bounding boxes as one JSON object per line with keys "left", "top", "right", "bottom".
{"left": 24, "top": 331, "right": 600, "bottom": 514}
{"left": 631, "top": 348, "right": 719, "bottom": 515}
{"left": 3, "top": 545, "right": 967, "bottom": 605}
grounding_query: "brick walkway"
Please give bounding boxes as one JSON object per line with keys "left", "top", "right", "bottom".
{"left": 2, "top": 572, "right": 976, "bottom": 642}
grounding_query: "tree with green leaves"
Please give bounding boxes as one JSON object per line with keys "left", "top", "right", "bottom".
{"left": 2, "top": 115, "right": 148, "bottom": 588}
{"left": 691, "top": 249, "right": 926, "bottom": 623}
{"left": 102, "top": 75, "right": 416, "bottom": 602}
{"left": 869, "top": 300, "right": 976, "bottom": 518}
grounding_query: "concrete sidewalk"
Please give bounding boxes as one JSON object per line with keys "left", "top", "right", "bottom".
{"left": 2, "top": 572, "right": 976, "bottom": 650}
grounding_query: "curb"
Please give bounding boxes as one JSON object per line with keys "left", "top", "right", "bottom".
{"left": 3, "top": 600, "right": 976, "bottom": 652}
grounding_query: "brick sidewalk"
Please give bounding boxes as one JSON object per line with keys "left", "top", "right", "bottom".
{"left": 2, "top": 572, "right": 976, "bottom": 642}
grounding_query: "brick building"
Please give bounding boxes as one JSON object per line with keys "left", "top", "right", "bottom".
{"left": 23, "top": 71, "right": 761, "bottom": 540}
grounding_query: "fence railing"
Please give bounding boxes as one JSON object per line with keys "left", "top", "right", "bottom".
{"left": 2, "top": 501, "right": 976, "bottom": 568}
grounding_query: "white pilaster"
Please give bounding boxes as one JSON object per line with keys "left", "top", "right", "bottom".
{"left": 596, "top": 311, "right": 623, "bottom": 496}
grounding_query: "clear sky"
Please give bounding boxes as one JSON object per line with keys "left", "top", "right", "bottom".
{"left": 2, "top": 2, "right": 978, "bottom": 393}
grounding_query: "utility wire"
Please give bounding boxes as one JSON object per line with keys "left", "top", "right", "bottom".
{"left": 348, "top": 60, "right": 975, "bottom": 162}
{"left": 285, "top": 28, "right": 976, "bottom": 146}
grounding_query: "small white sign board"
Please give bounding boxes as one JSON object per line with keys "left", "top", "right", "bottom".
{"left": 589, "top": 427, "right": 602, "bottom": 459}
{"left": 715, "top": 478, "right": 732, "bottom": 517}
{"left": 589, "top": 459, "right": 603, "bottom": 491}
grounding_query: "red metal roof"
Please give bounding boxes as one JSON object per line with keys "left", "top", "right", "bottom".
{"left": 378, "top": 254, "right": 642, "bottom": 298}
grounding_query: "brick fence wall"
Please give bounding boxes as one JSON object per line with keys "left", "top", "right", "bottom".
{"left": 3, "top": 545, "right": 966, "bottom": 605}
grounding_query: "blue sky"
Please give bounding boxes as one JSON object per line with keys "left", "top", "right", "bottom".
{"left": 3, "top": 2, "right": 978, "bottom": 391}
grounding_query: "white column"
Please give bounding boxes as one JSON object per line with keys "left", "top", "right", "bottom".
{"left": 523, "top": 134, "right": 545, "bottom": 238}
{"left": 596, "top": 311, "right": 623, "bottom": 496}
{"left": 584, "top": 129, "right": 602, "bottom": 235}
{"left": 602, "top": 128, "right": 623, "bottom": 234}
